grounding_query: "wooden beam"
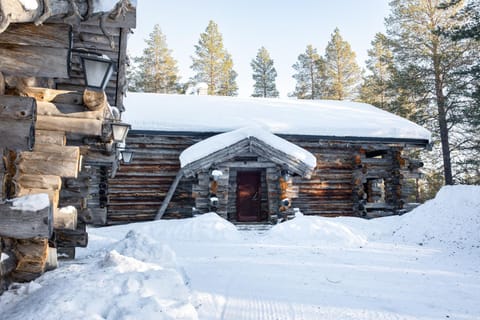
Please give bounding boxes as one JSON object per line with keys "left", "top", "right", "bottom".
{"left": 0, "top": 44, "right": 69, "bottom": 78}
{"left": 0, "top": 23, "right": 71, "bottom": 48}
{"left": 155, "top": 169, "right": 184, "bottom": 220}
{"left": 0, "top": 200, "right": 53, "bottom": 239}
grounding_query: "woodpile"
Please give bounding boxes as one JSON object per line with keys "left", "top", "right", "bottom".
{"left": 0, "top": 95, "right": 36, "bottom": 150}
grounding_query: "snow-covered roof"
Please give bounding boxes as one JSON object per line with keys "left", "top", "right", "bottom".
{"left": 123, "top": 93, "right": 431, "bottom": 142}
{"left": 180, "top": 127, "right": 317, "bottom": 172}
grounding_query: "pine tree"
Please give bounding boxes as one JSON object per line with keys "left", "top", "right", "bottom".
{"left": 191, "top": 20, "right": 238, "bottom": 96}
{"left": 323, "top": 28, "right": 362, "bottom": 100}
{"left": 386, "top": 0, "right": 480, "bottom": 185}
{"left": 217, "top": 52, "right": 238, "bottom": 96}
{"left": 291, "top": 45, "right": 325, "bottom": 99}
{"left": 132, "top": 25, "right": 179, "bottom": 93}
{"left": 251, "top": 47, "right": 279, "bottom": 98}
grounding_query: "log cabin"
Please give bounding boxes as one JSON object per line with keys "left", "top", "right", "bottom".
{"left": 107, "top": 93, "right": 431, "bottom": 225}
{"left": 1, "top": 0, "right": 136, "bottom": 285}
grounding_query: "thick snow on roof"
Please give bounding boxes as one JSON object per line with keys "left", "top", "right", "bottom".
{"left": 123, "top": 93, "right": 431, "bottom": 142}
{"left": 179, "top": 126, "right": 317, "bottom": 169}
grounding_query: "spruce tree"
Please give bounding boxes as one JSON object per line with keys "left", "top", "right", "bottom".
{"left": 191, "top": 20, "right": 238, "bottom": 96}
{"left": 323, "top": 28, "right": 362, "bottom": 100}
{"left": 132, "top": 25, "right": 179, "bottom": 93}
{"left": 251, "top": 47, "right": 279, "bottom": 98}
{"left": 291, "top": 45, "right": 325, "bottom": 99}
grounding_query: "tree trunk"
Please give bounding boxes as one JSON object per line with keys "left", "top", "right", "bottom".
{"left": 433, "top": 45, "right": 453, "bottom": 185}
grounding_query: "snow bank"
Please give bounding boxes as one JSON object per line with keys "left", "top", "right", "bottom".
{"left": 386, "top": 185, "right": 480, "bottom": 252}
{"left": 147, "top": 212, "right": 241, "bottom": 242}
{"left": 1, "top": 227, "right": 198, "bottom": 320}
{"left": 123, "top": 93, "right": 431, "bottom": 142}
{"left": 264, "top": 213, "right": 367, "bottom": 247}
{"left": 179, "top": 126, "right": 317, "bottom": 169}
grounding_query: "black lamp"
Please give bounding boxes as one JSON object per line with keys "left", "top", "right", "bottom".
{"left": 80, "top": 53, "right": 115, "bottom": 91}
{"left": 120, "top": 150, "right": 134, "bottom": 164}
{"left": 110, "top": 123, "right": 130, "bottom": 143}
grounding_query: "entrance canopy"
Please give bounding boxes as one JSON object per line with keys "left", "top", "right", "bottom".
{"left": 180, "top": 127, "right": 317, "bottom": 178}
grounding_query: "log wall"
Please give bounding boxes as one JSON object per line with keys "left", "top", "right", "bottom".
{"left": 107, "top": 134, "right": 203, "bottom": 224}
{"left": 108, "top": 132, "right": 424, "bottom": 224}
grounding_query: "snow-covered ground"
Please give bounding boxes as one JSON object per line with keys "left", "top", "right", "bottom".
{"left": 1, "top": 185, "right": 479, "bottom": 320}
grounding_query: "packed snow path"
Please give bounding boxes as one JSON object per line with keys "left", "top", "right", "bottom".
{"left": 1, "top": 186, "right": 479, "bottom": 320}
{"left": 172, "top": 232, "right": 478, "bottom": 320}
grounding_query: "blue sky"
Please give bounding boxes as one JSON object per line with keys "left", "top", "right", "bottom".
{"left": 128, "top": 1, "right": 391, "bottom": 97}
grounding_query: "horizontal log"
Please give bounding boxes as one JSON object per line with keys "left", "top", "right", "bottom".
{"left": 21, "top": 87, "right": 84, "bottom": 105}
{"left": 0, "top": 23, "right": 71, "bottom": 48}
{"left": 16, "top": 147, "right": 80, "bottom": 178}
{"left": 37, "top": 101, "right": 105, "bottom": 119}
{"left": 0, "top": 198, "right": 53, "bottom": 239}
{"left": 54, "top": 228, "right": 88, "bottom": 248}
{"left": 36, "top": 115, "right": 103, "bottom": 136}
{"left": 35, "top": 130, "right": 66, "bottom": 146}
{"left": 0, "top": 44, "right": 69, "bottom": 78}
{"left": 14, "top": 174, "right": 62, "bottom": 190}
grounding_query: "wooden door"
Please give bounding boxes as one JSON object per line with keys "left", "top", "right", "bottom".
{"left": 236, "top": 171, "right": 261, "bottom": 222}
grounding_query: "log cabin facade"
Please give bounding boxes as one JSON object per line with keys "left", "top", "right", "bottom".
{"left": 1, "top": 0, "right": 136, "bottom": 285}
{"left": 107, "top": 93, "right": 431, "bottom": 225}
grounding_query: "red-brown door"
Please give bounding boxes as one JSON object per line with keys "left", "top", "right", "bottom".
{"left": 236, "top": 171, "right": 261, "bottom": 222}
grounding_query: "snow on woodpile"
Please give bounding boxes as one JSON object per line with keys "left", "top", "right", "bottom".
{"left": 9, "top": 193, "right": 50, "bottom": 211}
{"left": 123, "top": 93, "right": 431, "bottom": 141}
{"left": 179, "top": 126, "right": 317, "bottom": 169}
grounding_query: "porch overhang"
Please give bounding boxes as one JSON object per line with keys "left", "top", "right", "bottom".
{"left": 180, "top": 127, "right": 316, "bottom": 179}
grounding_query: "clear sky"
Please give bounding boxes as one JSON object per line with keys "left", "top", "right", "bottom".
{"left": 128, "top": 1, "right": 391, "bottom": 97}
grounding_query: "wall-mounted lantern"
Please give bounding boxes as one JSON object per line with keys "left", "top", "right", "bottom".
{"left": 120, "top": 150, "right": 134, "bottom": 164}
{"left": 111, "top": 123, "right": 130, "bottom": 143}
{"left": 80, "top": 53, "right": 115, "bottom": 91}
